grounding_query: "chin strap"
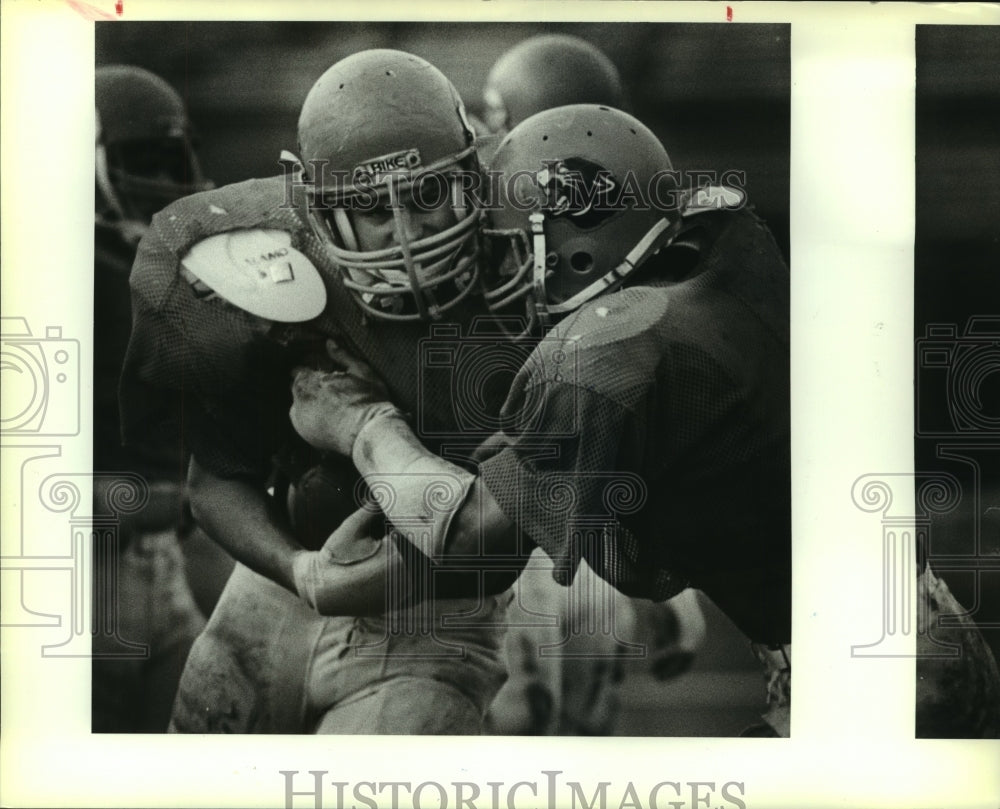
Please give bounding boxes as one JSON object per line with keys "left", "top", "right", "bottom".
{"left": 531, "top": 183, "right": 747, "bottom": 321}
{"left": 528, "top": 214, "right": 678, "bottom": 322}
{"left": 529, "top": 213, "right": 551, "bottom": 329}
{"left": 545, "top": 217, "right": 677, "bottom": 317}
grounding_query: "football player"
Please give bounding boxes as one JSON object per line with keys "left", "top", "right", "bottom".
{"left": 120, "top": 50, "right": 517, "bottom": 734}
{"left": 293, "top": 104, "right": 1000, "bottom": 739}
{"left": 480, "top": 34, "right": 626, "bottom": 137}
{"left": 93, "top": 65, "right": 213, "bottom": 732}
{"left": 475, "top": 35, "right": 707, "bottom": 736}
{"left": 289, "top": 104, "right": 794, "bottom": 735}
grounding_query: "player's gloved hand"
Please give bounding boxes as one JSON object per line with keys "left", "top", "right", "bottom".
{"left": 291, "top": 505, "right": 400, "bottom": 615}
{"left": 290, "top": 340, "right": 401, "bottom": 457}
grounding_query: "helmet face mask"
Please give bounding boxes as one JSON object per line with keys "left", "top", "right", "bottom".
{"left": 103, "top": 135, "right": 208, "bottom": 223}
{"left": 315, "top": 179, "right": 481, "bottom": 321}
{"left": 484, "top": 104, "right": 679, "bottom": 328}
{"left": 296, "top": 49, "right": 483, "bottom": 322}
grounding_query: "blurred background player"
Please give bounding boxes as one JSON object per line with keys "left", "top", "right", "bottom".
{"left": 289, "top": 103, "right": 793, "bottom": 735}
{"left": 93, "top": 64, "right": 216, "bottom": 732}
{"left": 480, "top": 34, "right": 626, "bottom": 137}
{"left": 120, "top": 50, "right": 515, "bottom": 734}
{"left": 473, "top": 34, "right": 707, "bottom": 736}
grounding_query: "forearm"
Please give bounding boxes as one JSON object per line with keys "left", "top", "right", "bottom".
{"left": 187, "top": 455, "right": 301, "bottom": 592}
{"left": 290, "top": 354, "right": 521, "bottom": 562}
{"left": 350, "top": 413, "right": 475, "bottom": 560}
{"left": 352, "top": 413, "right": 521, "bottom": 564}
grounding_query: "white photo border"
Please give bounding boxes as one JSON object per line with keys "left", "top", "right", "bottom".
{"left": 2, "top": 2, "right": 999, "bottom": 808}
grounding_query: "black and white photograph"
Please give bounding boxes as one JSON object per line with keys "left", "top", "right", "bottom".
{"left": 91, "top": 20, "right": 791, "bottom": 740}
{"left": 1, "top": 3, "right": 999, "bottom": 809}
{"left": 912, "top": 23, "right": 1000, "bottom": 738}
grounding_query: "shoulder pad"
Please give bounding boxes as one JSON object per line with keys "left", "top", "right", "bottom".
{"left": 682, "top": 185, "right": 746, "bottom": 217}
{"left": 181, "top": 228, "right": 326, "bottom": 322}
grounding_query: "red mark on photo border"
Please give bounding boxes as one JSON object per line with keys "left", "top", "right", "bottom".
{"left": 726, "top": 6, "right": 733, "bottom": 21}
{"left": 116, "top": 0, "right": 123, "bottom": 15}
{"left": 65, "top": 0, "right": 117, "bottom": 20}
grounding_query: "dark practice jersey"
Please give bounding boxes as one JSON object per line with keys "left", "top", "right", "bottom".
{"left": 121, "top": 175, "right": 514, "bottom": 493}
{"left": 478, "top": 209, "right": 791, "bottom": 643}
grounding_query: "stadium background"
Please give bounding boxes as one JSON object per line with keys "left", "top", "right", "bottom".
{"left": 95, "top": 21, "right": 790, "bottom": 735}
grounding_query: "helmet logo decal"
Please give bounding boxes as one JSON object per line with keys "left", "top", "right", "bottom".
{"left": 353, "top": 148, "right": 423, "bottom": 186}
{"left": 536, "top": 157, "right": 618, "bottom": 228}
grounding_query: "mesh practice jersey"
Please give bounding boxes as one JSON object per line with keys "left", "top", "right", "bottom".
{"left": 478, "top": 209, "right": 791, "bottom": 643}
{"left": 120, "top": 175, "right": 508, "bottom": 484}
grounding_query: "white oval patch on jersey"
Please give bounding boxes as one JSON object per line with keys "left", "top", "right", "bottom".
{"left": 181, "top": 228, "right": 327, "bottom": 322}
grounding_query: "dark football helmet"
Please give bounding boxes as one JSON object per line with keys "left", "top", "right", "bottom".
{"left": 483, "top": 104, "right": 683, "bottom": 328}
{"left": 95, "top": 65, "right": 211, "bottom": 240}
{"left": 295, "top": 49, "right": 482, "bottom": 322}
{"left": 482, "top": 35, "right": 625, "bottom": 135}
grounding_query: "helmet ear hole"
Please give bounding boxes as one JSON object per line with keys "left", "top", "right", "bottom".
{"left": 570, "top": 251, "right": 594, "bottom": 274}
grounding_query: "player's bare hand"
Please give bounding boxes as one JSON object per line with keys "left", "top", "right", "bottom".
{"left": 290, "top": 340, "right": 399, "bottom": 456}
